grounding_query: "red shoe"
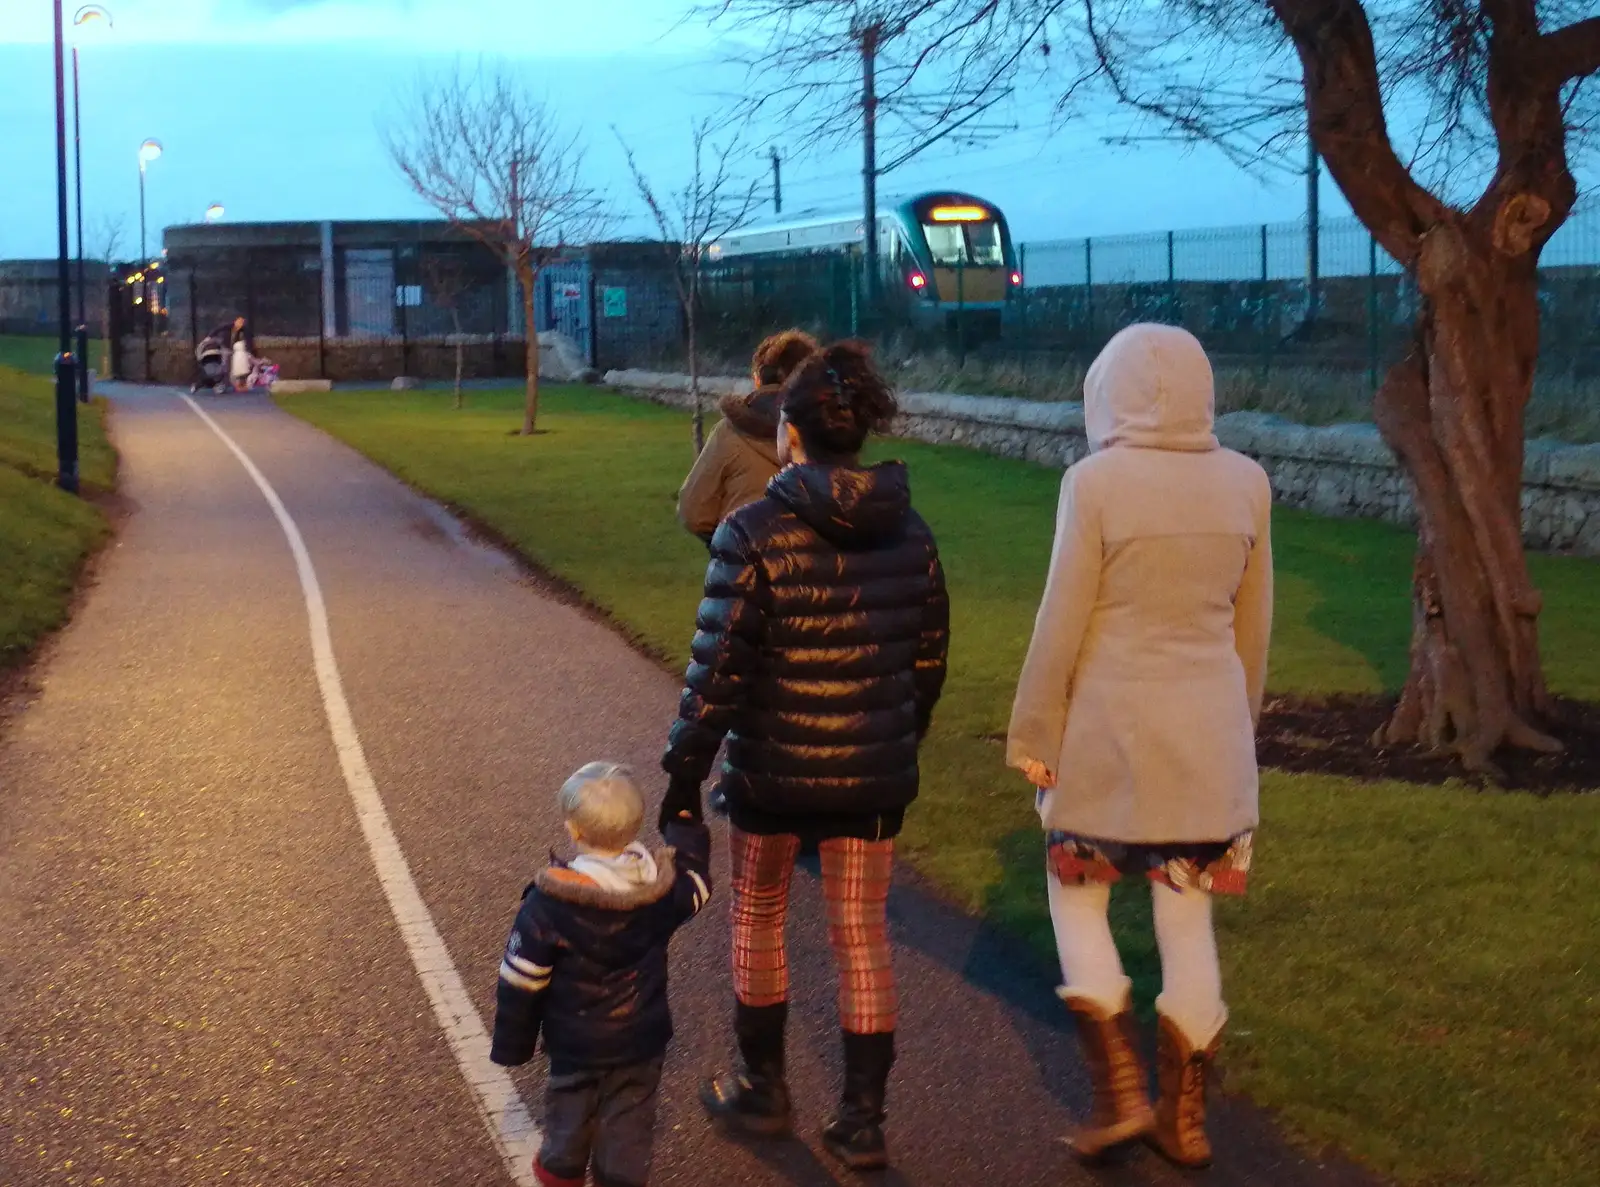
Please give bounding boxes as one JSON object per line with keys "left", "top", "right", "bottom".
{"left": 533, "top": 1160, "right": 584, "bottom": 1187}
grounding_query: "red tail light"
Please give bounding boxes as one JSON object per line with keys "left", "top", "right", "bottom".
{"left": 1010, "top": 271, "right": 1023, "bottom": 286}
{"left": 909, "top": 272, "right": 927, "bottom": 290}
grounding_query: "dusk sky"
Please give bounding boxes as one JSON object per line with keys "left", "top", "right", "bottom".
{"left": 1, "top": 0, "right": 1589, "bottom": 266}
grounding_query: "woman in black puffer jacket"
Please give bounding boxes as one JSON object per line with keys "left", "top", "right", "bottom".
{"left": 660, "top": 340, "right": 949, "bottom": 1171}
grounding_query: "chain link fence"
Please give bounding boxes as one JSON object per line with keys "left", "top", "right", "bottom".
{"left": 691, "top": 203, "right": 1600, "bottom": 426}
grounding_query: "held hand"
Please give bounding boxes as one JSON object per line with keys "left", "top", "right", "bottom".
{"left": 1017, "top": 758, "right": 1055, "bottom": 789}
{"left": 658, "top": 776, "right": 703, "bottom": 832}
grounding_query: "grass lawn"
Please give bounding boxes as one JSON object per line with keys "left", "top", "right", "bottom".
{"left": 0, "top": 334, "right": 112, "bottom": 382}
{"left": 281, "top": 384, "right": 1600, "bottom": 1187}
{"left": 0, "top": 365, "right": 116, "bottom": 673}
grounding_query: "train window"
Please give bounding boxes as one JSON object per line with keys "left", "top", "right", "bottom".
{"left": 966, "top": 222, "right": 1003, "bottom": 266}
{"left": 923, "top": 223, "right": 967, "bottom": 265}
{"left": 922, "top": 219, "right": 1003, "bottom": 266}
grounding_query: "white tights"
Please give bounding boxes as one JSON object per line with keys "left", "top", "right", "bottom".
{"left": 1047, "top": 877, "right": 1227, "bottom": 1045}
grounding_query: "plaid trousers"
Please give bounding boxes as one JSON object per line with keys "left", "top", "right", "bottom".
{"left": 729, "top": 827, "right": 898, "bottom": 1034}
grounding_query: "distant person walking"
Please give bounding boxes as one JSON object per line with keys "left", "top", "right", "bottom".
{"left": 676, "top": 330, "right": 819, "bottom": 545}
{"left": 1007, "top": 323, "right": 1273, "bottom": 1168}
{"left": 190, "top": 317, "right": 252, "bottom": 395}
{"left": 660, "top": 341, "right": 949, "bottom": 1171}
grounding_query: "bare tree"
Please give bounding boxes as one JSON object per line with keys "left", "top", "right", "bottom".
{"left": 420, "top": 252, "right": 474, "bottom": 409}
{"left": 716, "top": 0, "right": 1600, "bottom": 770}
{"left": 620, "top": 121, "right": 764, "bottom": 453}
{"left": 385, "top": 64, "right": 608, "bottom": 434}
{"left": 89, "top": 212, "right": 125, "bottom": 270}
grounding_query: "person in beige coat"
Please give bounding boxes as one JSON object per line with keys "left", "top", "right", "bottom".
{"left": 1007, "top": 323, "right": 1273, "bottom": 1169}
{"left": 677, "top": 330, "right": 820, "bottom": 544}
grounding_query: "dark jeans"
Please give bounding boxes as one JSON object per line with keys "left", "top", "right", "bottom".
{"left": 538, "top": 1055, "right": 664, "bottom": 1187}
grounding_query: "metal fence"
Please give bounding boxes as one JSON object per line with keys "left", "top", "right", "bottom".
{"left": 697, "top": 202, "right": 1600, "bottom": 388}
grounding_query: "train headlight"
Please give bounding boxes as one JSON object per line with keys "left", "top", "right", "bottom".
{"left": 909, "top": 272, "right": 927, "bottom": 290}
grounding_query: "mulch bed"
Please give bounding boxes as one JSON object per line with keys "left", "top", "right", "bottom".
{"left": 1258, "top": 695, "right": 1600, "bottom": 794}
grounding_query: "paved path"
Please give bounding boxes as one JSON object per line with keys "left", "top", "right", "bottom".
{"left": 0, "top": 387, "right": 1379, "bottom": 1186}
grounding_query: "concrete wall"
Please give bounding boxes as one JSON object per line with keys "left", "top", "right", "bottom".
{"left": 0, "top": 259, "right": 111, "bottom": 336}
{"left": 602, "top": 369, "right": 1600, "bottom": 557}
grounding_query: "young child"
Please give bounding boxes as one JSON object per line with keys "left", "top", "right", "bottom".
{"left": 491, "top": 762, "right": 711, "bottom": 1187}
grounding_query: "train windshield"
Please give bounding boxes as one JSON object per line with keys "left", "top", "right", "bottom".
{"left": 922, "top": 219, "right": 1004, "bottom": 267}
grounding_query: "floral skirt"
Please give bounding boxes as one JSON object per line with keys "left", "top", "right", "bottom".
{"left": 1045, "top": 829, "right": 1254, "bottom": 896}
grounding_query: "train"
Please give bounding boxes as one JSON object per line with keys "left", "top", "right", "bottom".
{"left": 707, "top": 191, "right": 1021, "bottom": 335}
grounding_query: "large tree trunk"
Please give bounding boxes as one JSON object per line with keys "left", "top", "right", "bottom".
{"left": 1371, "top": 217, "right": 1562, "bottom": 771}
{"left": 517, "top": 261, "right": 541, "bottom": 436}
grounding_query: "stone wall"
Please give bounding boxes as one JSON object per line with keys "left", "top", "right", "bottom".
{"left": 602, "top": 369, "right": 1600, "bottom": 557}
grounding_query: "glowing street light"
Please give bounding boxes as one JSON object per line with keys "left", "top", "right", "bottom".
{"left": 205, "top": 203, "right": 225, "bottom": 223}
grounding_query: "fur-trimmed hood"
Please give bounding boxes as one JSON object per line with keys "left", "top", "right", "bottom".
{"left": 535, "top": 847, "right": 679, "bottom": 911}
{"left": 719, "top": 385, "right": 784, "bottom": 443}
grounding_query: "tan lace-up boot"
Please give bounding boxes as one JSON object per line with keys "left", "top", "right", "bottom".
{"left": 1058, "top": 987, "right": 1155, "bottom": 1159}
{"left": 1149, "top": 1009, "right": 1223, "bottom": 1167}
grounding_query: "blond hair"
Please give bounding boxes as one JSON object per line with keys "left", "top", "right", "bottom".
{"left": 558, "top": 761, "right": 644, "bottom": 852}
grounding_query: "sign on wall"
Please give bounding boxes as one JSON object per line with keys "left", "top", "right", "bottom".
{"left": 603, "top": 287, "right": 628, "bottom": 318}
{"left": 557, "top": 282, "right": 583, "bottom": 301}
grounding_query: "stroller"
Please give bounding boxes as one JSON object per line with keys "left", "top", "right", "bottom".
{"left": 190, "top": 336, "right": 229, "bottom": 394}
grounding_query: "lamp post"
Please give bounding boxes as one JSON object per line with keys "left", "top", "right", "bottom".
{"left": 52, "top": 0, "right": 79, "bottom": 493}
{"left": 71, "top": 5, "right": 112, "bottom": 403}
{"left": 138, "top": 138, "right": 162, "bottom": 262}
{"left": 137, "top": 138, "right": 162, "bottom": 380}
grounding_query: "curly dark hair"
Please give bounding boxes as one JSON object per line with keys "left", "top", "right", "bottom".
{"left": 752, "top": 329, "right": 821, "bottom": 387}
{"left": 779, "top": 339, "right": 898, "bottom": 461}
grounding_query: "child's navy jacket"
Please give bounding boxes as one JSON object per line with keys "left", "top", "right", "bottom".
{"left": 490, "top": 818, "right": 712, "bottom": 1074}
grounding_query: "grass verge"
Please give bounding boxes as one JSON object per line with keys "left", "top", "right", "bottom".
{"left": 280, "top": 383, "right": 1599, "bottom": 1187}
{"left": 0, "top": 333, "right": 110, "bottom": 381}
{"left": 0, "top": 365, "right": 116, "bottom": 674}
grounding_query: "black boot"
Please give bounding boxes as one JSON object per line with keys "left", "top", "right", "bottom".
{"left": 701, "top": 1002, "right": 792, "bottom": 1136}
{"left": 821, "top": 1031, "right": 895, "bottom": 1170}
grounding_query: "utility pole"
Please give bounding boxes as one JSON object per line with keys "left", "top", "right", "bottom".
{"left": 1306, "top": 135, "right": 1320, "bottom": 329}
{"left": 860, "top": 22, "right": 880, "bottom": 311}
{"left": 771, "top": 147, "right": 782, "bottom": 215}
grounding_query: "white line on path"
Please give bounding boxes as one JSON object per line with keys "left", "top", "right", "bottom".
{"left": 179, "top": 394, "right": 540, "bottom": 1186}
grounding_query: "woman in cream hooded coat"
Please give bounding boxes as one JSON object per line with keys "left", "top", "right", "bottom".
{"left": 1008, "top": 323, "right": 1272, "bottom": 1168}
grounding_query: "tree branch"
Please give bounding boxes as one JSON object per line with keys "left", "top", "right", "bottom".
{"left": 1267, "top": 0, "right": 1448, "bottom": 267}
{"left": 1542, "top": 16, "right": 1600, "bottom": 84}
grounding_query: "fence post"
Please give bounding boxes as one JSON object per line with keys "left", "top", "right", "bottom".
{"left": 316, "top": 262, "right": 327, "bottom": 380}
{"left": 1259, "top": 223, "right": 1271, "bottom": 378}
{"left": 956, "top": 255, "right": 966, "bottom": 368}
{"left": 396, "top": 246, "right": 409, "bottom": 378}
{"left": 1018, "top": 242, "right": 1028, "bottom": 341}
{"left": 142, "top": 270, "right": 152, "bottom": 382}
{"left": 1368, "top": 233, "right": 1380, "bottom": 393}
{"left": 188, "top": 269, "right": 198, "bottom": 346}
{"left": 1166, "top": 230, "right": 1178, "bottom": 325}
{"left": 849, "top": 251, "right": 860, "bottom": 337}
{"left": 1084, "top": 236, "right": 1094, "bottom": 350}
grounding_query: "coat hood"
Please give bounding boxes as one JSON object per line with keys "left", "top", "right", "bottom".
{"left": 1083, "top": 323, "right": 1219, "bottom": 453}
{"left": 720, "top": 386, "right": 783, "bottom": 444}
{"left": 769, "top": 461, "right": 912, "bottom": 549}
{"left": 536, "top": 847, "right": 678, "bottom": 911}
